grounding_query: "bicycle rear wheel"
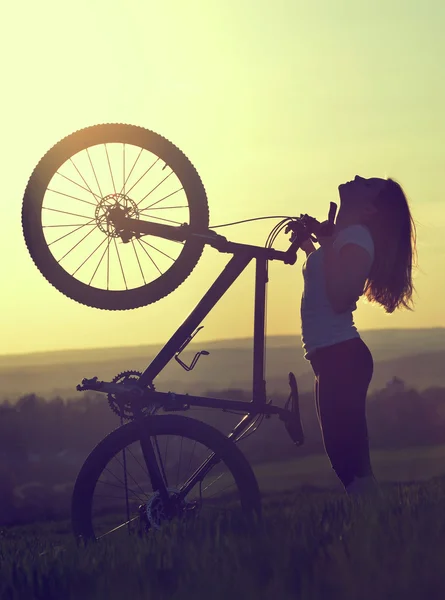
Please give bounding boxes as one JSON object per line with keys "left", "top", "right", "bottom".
{"left": 71, "top": 415, "right": 261, "bottom": 543}
{"left": 22, "top": 124, "right": 209, "bottom": 310}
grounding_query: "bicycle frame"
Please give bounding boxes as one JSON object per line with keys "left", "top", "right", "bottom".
{"left": 80, "top": 216, "right": 304, "bottom": 512}
{"left": 119, "top": 217, "right": 300, "bottom": 410}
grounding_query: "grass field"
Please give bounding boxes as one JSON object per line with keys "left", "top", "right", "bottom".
{"left": 1, "top": 445, "right": 445, "bottom": 600}
{"left": 252, "top": 443, "right": 445, "bottom": 495}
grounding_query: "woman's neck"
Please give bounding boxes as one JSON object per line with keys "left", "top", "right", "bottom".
{"left": 335, "top": 208, "right": 364, "bottom": 232}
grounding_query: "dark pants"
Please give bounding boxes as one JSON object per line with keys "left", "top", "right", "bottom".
{"left": 309, "top": 337, "right": 374, "bottom": 488}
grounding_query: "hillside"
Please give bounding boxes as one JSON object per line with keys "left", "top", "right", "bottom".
{"left": 0, "top": 328, "right": 444, "bottom": 402}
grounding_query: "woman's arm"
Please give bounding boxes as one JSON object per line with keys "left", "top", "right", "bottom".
{"left": 300, "top": 238, "right": 316, "bottom": 256}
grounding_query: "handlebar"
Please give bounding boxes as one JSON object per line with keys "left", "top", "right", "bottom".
{"left": 109, "top": 202, "right": 338, "bottom": 265}
{"left": 285, "top": 201, "right": 338, "bottom": 248}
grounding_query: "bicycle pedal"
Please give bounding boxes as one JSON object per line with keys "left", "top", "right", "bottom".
{"left": 76, "top": 377, "right": 100, "bottom": 392}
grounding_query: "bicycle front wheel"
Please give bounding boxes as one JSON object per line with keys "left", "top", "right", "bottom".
{"left": 71, "top": 415, "right": 261, "bottom": 542}
{"left": 22, "top": 124, "right": 209, "bottom": 310}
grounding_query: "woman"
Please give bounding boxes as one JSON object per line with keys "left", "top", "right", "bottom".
{"left": 299, "top": 175, "right": 417, "bottom": 497}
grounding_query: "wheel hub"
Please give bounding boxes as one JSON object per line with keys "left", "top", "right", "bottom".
{"left": 145, "top": 488, "right": 182, "bottom": 530}
{"left": 139, "top": 488, "right": 200, "bottom": 531}
{"left": 95, "top": 193, "right": 140, "bottom": 239}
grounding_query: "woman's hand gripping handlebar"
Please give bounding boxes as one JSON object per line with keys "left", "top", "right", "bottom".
{"left": 285, "top": 202, "right": 338, "bottom": 257}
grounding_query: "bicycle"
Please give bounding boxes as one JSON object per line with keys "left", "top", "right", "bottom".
{"left": 21, "top": 123, "right": 337, "bottom": 543}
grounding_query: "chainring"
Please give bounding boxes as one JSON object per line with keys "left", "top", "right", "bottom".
{"left": 107, "top": 370, "right": 156, "bottom": 420}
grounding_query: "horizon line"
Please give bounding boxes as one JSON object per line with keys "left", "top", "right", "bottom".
{"left": 0, "top": 326, "right": 443, "bottom": 360}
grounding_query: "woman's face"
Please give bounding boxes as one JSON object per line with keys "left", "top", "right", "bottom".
{"left": 338, "top": 175, "right": 387, "bottom": 222}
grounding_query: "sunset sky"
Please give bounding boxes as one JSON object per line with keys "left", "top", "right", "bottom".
{"left": 1, "top": 0, "right": 444, "bottom": 357}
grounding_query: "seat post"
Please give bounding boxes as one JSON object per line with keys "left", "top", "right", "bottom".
{"left": 252, "top": 257, "right": 268, "bottom": 404}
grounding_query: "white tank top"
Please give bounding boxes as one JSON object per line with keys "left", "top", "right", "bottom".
{"left": 300, "top": 224, "right": 375, "bottom": 361}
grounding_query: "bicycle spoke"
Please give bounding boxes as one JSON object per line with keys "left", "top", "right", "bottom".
{"left": 118, "top": 444, "right": 131, "bottom": 530}
{"left": 46, "top": 188, "right": 98, "bottom": 208}
{"left": 98, "top": 475, "right": 145, "bottom": 504}
{"left": 57, "top": 224, "right": 97, "bottom": 263}
{"left": 47, "top": 219, "right": 96, "bottom": 247}
{"left": 43, "top": 206, "right": 93, "bottom": 220}
{"left": 110, "top": 455, "right": 150, "bottom": 501}
{"left": 72, "top": 236, "right": 108, "bottom": 276}
{"left": 131, "top": 239, "right": 146, "bottom": 285}
{"left": 121, "top": 447, "right": 131, "bottom": 527}
{"left": 125, "top": 156, "right": 160, "bottom": 196}
{"left": 176, "top": 437, "right": 184, "bottom": 488}
{"left": 179, "top": 449, "right": 218, "bottom": 497}
{"left": 113, "top": 237, "right": 128, "bottom": 289}
{"left": 89, "top": 237, "right": 112, "bottom": 286}
{"left": 86, "top": 147, "right": 104, "bottom": 198}
{"left": 94, "top": 487, "right": 143, "bottom": 504}
{"left": 163, "top": 436, "right": 170, "bottom": 483}
{"left": 137, "top": 171, "right": 174, "bottom": 206}
{"left": 140, "top": 187, "right": 184, "bottom": 212}
{"left": 70, "top": 157, "right": 102, "bottom": 203}
{"left": 153, "top": 436, "right": 169, "bottom": 488}
{"left": 97, "top": 516, "right": 140, "bottom": 540}
{"left": 118, "top": 147, "right": 143, "bottom": 195}
{"left": 104, "top": 144, "right": 117, "bottom": 195}
{"left": 186, "top": 440, "right": 198, "bottom": 475}
{"left": 147, "top": 205, "right": 188, "bottom": 210}
{"left": 55, "top": 171, "right": 102, "bottom": 201}
{"left": 201, "top": 472, "right": 227, "bottom": 495}
{"left": 126, "top": 444, "right": 150, "bottom": 479}
{"left": 138, "top": 238, "right": 175, "bottom": 261}
{"left": 205, "top": 487, "right": 238, "bottom": 508}
{"left": 123, "top": 144, "right": 126, "bottom": 195}
{"left": 93, "top": 493, "right": 139, "bottom": 502}
{"left": 43, "top": 223, "right": 97, "bottom": 228}
{"left": 107, "top": 237, "right": 110, "bottom": 289}
{"left": 136, "top": 239, "right": 163, "bottom": 276}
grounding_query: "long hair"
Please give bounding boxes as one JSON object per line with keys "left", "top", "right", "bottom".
{"left": 363, "top": 178, "right": 418, "bottom": 313}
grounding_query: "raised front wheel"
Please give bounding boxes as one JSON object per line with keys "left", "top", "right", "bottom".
{"left": 22, "top": 124, "right": 210, "bottom": 310}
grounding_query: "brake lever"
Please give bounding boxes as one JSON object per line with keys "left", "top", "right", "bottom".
{"left": 285, "top": 215, "right": 319, "bottom": 244}
{"left": 328, "top": 201, "right": 337, "bottom": 223}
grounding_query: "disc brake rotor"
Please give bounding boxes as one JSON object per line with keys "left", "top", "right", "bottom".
{"left": 142, "top": 488, "right": 200, "bottom": 530}
{"left": 96, "top": 193, "right": 140, "bottom": 241}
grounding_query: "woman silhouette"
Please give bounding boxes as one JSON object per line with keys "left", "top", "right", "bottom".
{"left": 300, "top": 175, "right": 417, "bottom": 497}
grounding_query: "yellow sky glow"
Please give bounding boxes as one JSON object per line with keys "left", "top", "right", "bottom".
{"left": 1, "top": 0, "right": 444, "bottom": 356}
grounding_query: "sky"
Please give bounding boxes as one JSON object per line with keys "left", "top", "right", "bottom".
{"left": 1, "top": 0, "right": 444, "bottom": 357}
